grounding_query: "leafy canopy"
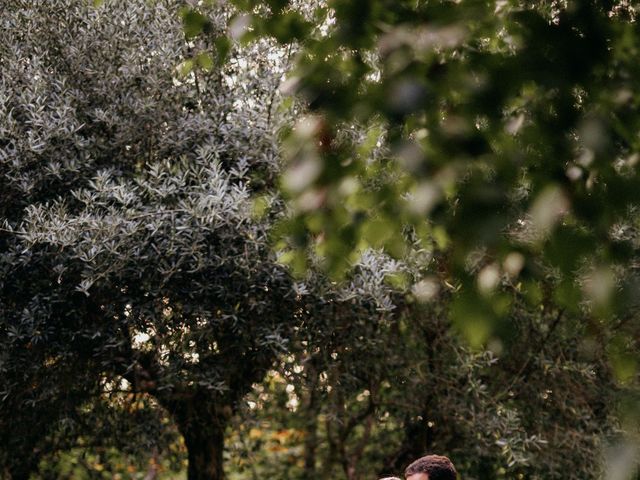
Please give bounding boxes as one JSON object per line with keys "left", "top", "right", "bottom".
{"left": 191, "top": 0, "right": 640, "bottom": 359}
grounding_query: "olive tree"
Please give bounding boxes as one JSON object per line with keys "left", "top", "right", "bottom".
{"left": 0, "top": 1, "right": 301, "bottom": 479}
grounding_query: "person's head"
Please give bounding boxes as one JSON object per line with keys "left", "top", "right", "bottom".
{"left": 404, "top": 455, "right": 457, "bottom": 480}
{"left": 379, "top": 477, "right": 402, "bottom": 480}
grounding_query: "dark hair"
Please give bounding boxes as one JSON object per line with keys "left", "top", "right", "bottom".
{"left": 405, "top": 455, "right": 457, "bottom": 480}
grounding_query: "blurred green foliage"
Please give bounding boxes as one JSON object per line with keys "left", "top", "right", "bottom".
{"left": 197, "top": 0, "right": 640, "bottom": 363}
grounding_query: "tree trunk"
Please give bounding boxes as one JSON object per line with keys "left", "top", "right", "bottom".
{"left": 182, "top": 423, "right": 225, "bottom": 480}
{"left": 380, "top": 413, "right": 432, "bottom": 475}
{"left": 302, "top": 367, "right": 320, "bottom": 478}
{"left": 303, "top": 421, "right": 318, "bottom": 477}
{"left": 168, "top": 397, "right": 229, "bottom": 480}
{"left": 7, "top": 465, "right": 32, "bottom": 480}
{"left": 6, "top": 452, "right": 38, "bottom": 480}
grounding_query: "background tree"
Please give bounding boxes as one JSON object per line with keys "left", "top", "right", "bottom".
{"left": 227, "top": 269, "right": 622, "bottom": 480}
{"left": 0, "top": 1, "right": 299, "bottom": 478}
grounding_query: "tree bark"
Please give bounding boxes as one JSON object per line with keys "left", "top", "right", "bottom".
{"left": 5, "top": 447, "right": 38, "bottom": 480}
{"left": 168, "top": 396, "right": 229, "bottom": 480}
{"left": 182, "top": 422, "right": 225, "bottom": 480}
{"left": 302, "top": 365, "right": 320, "bottom": 478}
{"left": 7, "top": 465, "right": 32, "bottom": 480}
